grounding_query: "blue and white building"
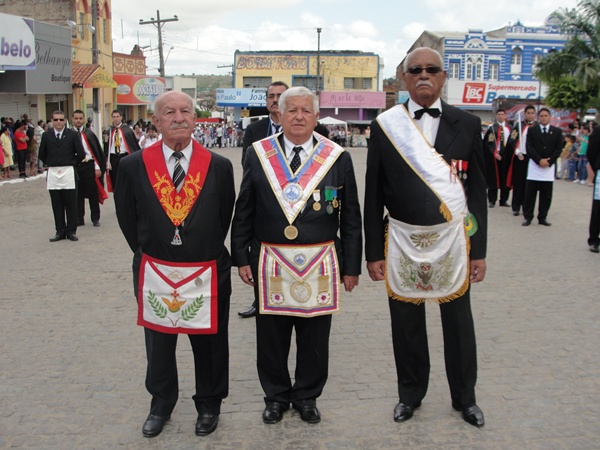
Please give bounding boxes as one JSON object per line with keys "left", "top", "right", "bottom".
{"left": 398, "top": 15, "right": 567, "bottom": 121}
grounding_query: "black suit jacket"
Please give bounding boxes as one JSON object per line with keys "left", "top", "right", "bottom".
{"left": 103, "top": 125, "right": 140, "bottom": 157}
{"left": 232, "top": 134, "right": 362, "bottom": 277}
{"left": 588, "top": 126, "right": 600, "bottom": 172}
{"left": 38, "top": 128, "right": 85, "bottom": 168}
{"left": 526, "top": 124, "right": 563, "bottom": 167}
{"left": 75, "top": 128, "right": 107, "bottom": 174}
{"left": 364, "top": 102, "right": 487, "bottom": 261}
{"left": 241, "top": 116, "right": 330, "bottom": 165}
{"left": 114, "top": 141, "right": 236, "bottom": 299}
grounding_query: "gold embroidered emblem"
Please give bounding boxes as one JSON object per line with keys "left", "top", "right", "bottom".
{"left": 410, "top": 232, "right": 440, "bottom": 249}
{"left": 151, "top": 171, "right": 203, "bottom": 226}
{"left": 397, "top": 250, "right": 455, "bottom": 292}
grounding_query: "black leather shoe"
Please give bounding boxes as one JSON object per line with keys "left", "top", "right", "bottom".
{"left": 512, "top": 211, "right": 519, "bottom": 216}
{"left": 142, "top": 414, "right": 170, "bottom": 438}
{"left": 499, "top": 202, "right": 509, "bottom": 207}
{"left": 590, "top": 244, "right": 599, "bottom": 253}
{"left": 461, "top": 404, "right": 485, "bottom": 428}
{"left": 49, "top": 233, "right": 66, "bottom": 242}
{"left": 93, "top": 221, "right": 100, "bottom": 227}
{"left": 488, "top": 202, "right": 495, "bottom": 208}
{"left": 538, "top": 220, "right": 552, "bottom": 226}
{"left": 293, "top": 403, "right": 321, "bottom": 424}
{"left": 195, "top": 413, "right": 219, "bottom": 436}
{"left": 393, "top": 401, "right": 421, "bottom": 423}
{"left": 66, "top": 233, "right": 79, "bottom": 241}
{"left": 522, "top": 220, "right": 531, "bottom": 226}
{"left": 263, "top": 402, "right": 288, "bottom": 424}
{"left": 238, "top": 305, "right": 257, "bottom": 318}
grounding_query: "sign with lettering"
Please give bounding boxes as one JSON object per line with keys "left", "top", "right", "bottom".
{"left": 113, "top": 74, "right": 166, "bottom": 104}
{"left": 447, "top": 80, "right": 545, "bottom": 107}
{"left": 84, "top": 67, "right": 117, "bottom": 88}
{"left": 216, "top": 88, "right": 267, "bottom": 107}
{"left": 319, "top": 91, "right": 385, "bottom": 109}
{"left": 0, "top": 12, "right": 36, "bottom": 70}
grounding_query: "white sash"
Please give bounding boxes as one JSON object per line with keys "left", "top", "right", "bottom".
{"left": 377, "top": 105, "right": 466, "bottom": 221}
{"left": 377, "top": 105, "right": 470, "bottom": 303}
{"left": 46, "top": 166, "right": 75, "bottom": 190}
{"left": 258, "top": 241, "right": 340, "bottom": 317}
{"left": 253, "top": 132, "right": 344, "bottom": 225}
{"left": 137, "top": 253, "right": 217, "bottom": 334}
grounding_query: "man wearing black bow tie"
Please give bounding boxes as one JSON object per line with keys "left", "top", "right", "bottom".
{"left": 365, "top": 47, "right": 487, "bottom": 428}
{"left": 39, "top": 110, "right": 86, "bottom": 242}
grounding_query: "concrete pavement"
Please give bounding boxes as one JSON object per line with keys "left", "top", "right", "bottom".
{"left": 0, "top": 147, "right": 598, "bottom": 449}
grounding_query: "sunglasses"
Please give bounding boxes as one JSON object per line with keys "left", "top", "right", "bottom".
{"left": 52, "top": 118, "right": 66, "bottom": 122}
{"left": 406, "top": 66, "right": 443, "bottom": 75}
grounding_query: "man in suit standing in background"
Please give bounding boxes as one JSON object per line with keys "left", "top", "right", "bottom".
{"left": 364, "top": 47, "right": 488, "bottom": 428}
{"left": 39, "top": 110, "right": 86, "bottom": 242}
{"left": 522, "top": 107, "right": 564, "bottom": 226}
{"left": 72, "top": 110, "right": 106, "bottom": 227}
{"left": 104, "top": 109, "right": 140, "bottom": 190}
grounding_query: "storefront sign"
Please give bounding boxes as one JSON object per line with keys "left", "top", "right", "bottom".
{"left": 113, "top": 74, "right": 166, "bottom": 104}
{"left": 216, "top": 88, "right": 267, "bottom": 107}
{"left": 0, "top": 12, "right": 36, "bottom": 70}
{"left": 447, "top": 80, "right": 544, "bottom": 107}
{"left": 320, "top": 91, "right": 385, "bottom": 109}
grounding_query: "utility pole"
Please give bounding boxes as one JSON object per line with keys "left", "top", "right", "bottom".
{"left": 91, "top": 0, "right": 100, "bottom": 132}
{"left": 316, "top": 28, "right": 322, "bottom": 102}
{"left": 139, "top": 10, "right": 178, "bottom": 77}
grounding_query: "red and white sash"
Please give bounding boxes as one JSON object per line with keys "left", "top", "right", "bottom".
{"left": 253, "top": 132, "right": 344, "bottom": 225}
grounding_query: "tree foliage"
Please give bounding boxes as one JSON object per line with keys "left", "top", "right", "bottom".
{"left": 535, "top": 0, "right": 600, "bottom": 113}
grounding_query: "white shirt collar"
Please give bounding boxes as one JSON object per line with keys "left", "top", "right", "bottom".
{"left": 283, "top": 134, "right": 314, "bottom": 159}
{"left": 162, "top": 140, "right": 193, "bottom": 161}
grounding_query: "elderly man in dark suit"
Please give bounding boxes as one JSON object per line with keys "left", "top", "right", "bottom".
{"left": 522, "top": 107, "right": 564, "bottom": 226}
{"left": 231, "top": 86, "right": 362, "bottom": 425}
{"left": 364, "top": 47, "right": 488, "bottom": 428}
{"left": 39, "top": 110, "right": 86, "bottom": 242}
{"left": 238, "top": 81, "right": 331, "bottom": 318}
{"left": 114, "top": 91, "right": 235, "bottom": 438}
{"left": 72, "top": 110, "right": 106, "bottom": 227}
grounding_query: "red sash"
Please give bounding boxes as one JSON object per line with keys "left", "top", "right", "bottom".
{"left": 142, "top": 141, "right": 211, "bottom": 226}
{"left": 80, "top": 130, "right": 108, "bottom": 204}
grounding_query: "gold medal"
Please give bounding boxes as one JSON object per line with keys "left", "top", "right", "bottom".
{"left": 284, "top": 225, "right": 298, "bottom": 240}
{"left": 313, "top": 202, "right": 321, "bottom": 211}
{"left": 332, "top": 198, "right": 339, "bottom": 208}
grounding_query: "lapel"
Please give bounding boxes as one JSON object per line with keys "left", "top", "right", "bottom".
{"left": 433, "top": 101, "right": 460, "bottom": 159}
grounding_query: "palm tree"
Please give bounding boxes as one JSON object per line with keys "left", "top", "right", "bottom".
{"left": 535, "top": 0, "right": 600, "bottom": 113}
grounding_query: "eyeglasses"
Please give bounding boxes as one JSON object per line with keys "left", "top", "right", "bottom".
{"left": 406, "top": 66, "right": 443, "bottom": 75}
{"left": 52, "top": 118, "right": 65, "bottom": 122}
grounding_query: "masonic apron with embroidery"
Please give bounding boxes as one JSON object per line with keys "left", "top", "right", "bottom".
{"left": 253, "top": 132, "right": 344, "bottom": 317}
{"left": 137, "top": 142, "right": 217, "bottom": 334}
{"left": 378, "top": 106, "right": 471, "bottom": 304}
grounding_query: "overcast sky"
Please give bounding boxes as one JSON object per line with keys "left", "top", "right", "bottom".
{"left": 110, "top": 0, "right": 579, "bottom": 80}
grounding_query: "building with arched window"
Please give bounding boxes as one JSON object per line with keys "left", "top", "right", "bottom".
{"left": 396, "top": 15, "right": 567, "bottom": 121}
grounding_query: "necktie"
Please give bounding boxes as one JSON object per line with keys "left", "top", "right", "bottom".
{"left": 499, "top": 125, "right": 504, "bottom": 147}
{"left": 413, "top": 107, "right": 441, "bottom": 119}
{"left": 542, "top": 126, "right": 547, "bottom": 134}
{"left": 272, "top": 123, "right": 281, "bottom": 135}
{"left": 172, "top": 152, "right": 186, "bottom": 192}
{"left": 290, "top": 146, "right": 302, "bottom": 173}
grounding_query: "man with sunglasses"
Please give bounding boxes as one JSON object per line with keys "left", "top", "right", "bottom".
{"left": 39, "top": 111, "right": 86, "bottom": 242}
{"left": 364, "top": 47, "right": 487, "bottom": 428}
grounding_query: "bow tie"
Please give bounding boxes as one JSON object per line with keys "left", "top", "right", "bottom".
{"left": 413, "top": 107, "right": 441, "bottom": 120}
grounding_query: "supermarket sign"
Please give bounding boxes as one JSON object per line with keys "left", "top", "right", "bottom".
{"left": 447, "top": 80, "right": 543, "bottom": 107}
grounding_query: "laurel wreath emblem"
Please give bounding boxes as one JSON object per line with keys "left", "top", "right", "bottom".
{"left": 147, "top": 291, "right": 168, "bottom": 318}
{"left": 181, "top": 295, "right": 204, "bottom": 321}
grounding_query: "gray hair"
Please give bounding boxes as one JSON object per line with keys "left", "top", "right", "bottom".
{"left": 279, "top": 86, "right": 319, "bottom": 114}
{"left": 403, "top": 47, "right": 444, "bottom": 72}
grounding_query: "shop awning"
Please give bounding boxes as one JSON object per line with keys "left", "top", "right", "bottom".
{"left": 72, "top": 64, "right": 117, "bottom": 89}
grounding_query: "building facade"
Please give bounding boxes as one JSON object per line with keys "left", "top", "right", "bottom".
{"left": 397, "top": 16, "right": 567, "bottom": 121}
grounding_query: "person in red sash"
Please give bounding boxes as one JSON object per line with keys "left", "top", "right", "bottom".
{"left": 114, "top": 91, "right": 235, "bottom": 438}
{"left": 231, "top": 86, "right": 362, "bottom": 425}
{"left": 483, "top": 109, "right": 513, "bottom": 208}
{"left": 72, "top": 110, "right": 106, "bottom": 227}
{"left": 104, "top": 109, "right": 140, "bottom": 190}
{"left": 364, "top": 47, "right": 488, "bottom": 428}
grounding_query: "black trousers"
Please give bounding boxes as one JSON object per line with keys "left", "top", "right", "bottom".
{"left": 388, "top": 289, "right": 478, "bottom": 408}
{"left": 109, "top": 154, "right": 127, "bottom": 190}
{"left": 49, "top": 188, "right": 78, "bottom": 234}
{"left": 487, "top": 187, "right": 510, "bottom": 205}
{"left": 256, "top": 312, "right": 332, "bottom": 407}
{"left": 144, "top": 293, "right": 230, "bottom": 416}
{"left": 589, "top": 198, "right": 600, "bottom": 246}
{"left": 523, "top": 180, "right": 553, "bottom": 222}
{"left": 511, "top": 157, "right": 529, "bottom": 213}
{"left": 77, "top": 162, "right": 100, "bottom": 223}
{"left": 16, "top": 150, "right": 27, "bottom": 175}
